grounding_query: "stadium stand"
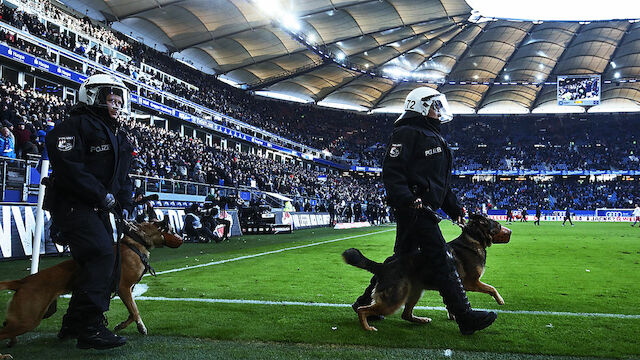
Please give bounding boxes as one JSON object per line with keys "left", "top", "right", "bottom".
{"left": 0, "top": 75, "right": 636, "bottom": 213}
{"left": 0, "top": 0, "right": 637, "bottom": 215}
{"left": 0, "top": 0, "right": 396, "bottom": 165}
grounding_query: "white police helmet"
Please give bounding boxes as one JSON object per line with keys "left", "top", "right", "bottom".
{"left": 78, "top": 74, "right": 130, "bottom": 117}
{"left": 396, "top": 87, "right": 453, "bottom": 124}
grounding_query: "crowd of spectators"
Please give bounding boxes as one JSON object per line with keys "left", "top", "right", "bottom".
{"left": 0, "top": 76, "right": 637, "bottom": 211}
{"left": 2, "top": 0, "right": 639, "bottom": 173}
{"left": 0, "top": 79, "right": 71, "bottom": 159}
{"left": 452, "top": 178, "right": 637, "bottom": 213}
{"left": 0, "top": 0, "right": 638, "bottom": 212}
{"left": 124, "top": 117, "right": 386, "bottom": 205}
{"left": 0, "top": 0, "right": 394, "bottom": 163}
{"left": 446, "top": 115, "right": 640, "bottom": 172}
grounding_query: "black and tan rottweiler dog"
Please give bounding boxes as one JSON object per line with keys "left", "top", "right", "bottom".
{"left": 343, "top": 214, "right": 511, "bottom": 331}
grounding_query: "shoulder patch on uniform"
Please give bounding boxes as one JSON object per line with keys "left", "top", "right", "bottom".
{"left": 57, "top": 136, "right": 75, "bottom": 152}
{"left": 389, "top": 143, "right": 403, "bottom": 158}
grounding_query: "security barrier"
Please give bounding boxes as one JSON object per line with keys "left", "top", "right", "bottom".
{"left": 0, "top": 205, "right": 241, "bottom": 260}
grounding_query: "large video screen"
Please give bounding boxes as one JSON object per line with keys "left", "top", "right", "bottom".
{"left": 557, "top": 75, "right": 601, "bottom": 106}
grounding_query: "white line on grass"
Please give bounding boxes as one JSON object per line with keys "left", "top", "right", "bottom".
{"left": 133, "top": 296, "right": 640, "bottom": 319}
{"left": 148, "top": 228, "right": 396, "bottom": 277}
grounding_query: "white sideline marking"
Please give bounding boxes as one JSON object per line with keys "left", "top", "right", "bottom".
{"left": 132, "top": 296, "right": 640, "bottom": 319}
{"left": 132, "top": 283, "right": 149, "bottom": 297}
{"left": 148, "top": 228, "right": 395, "bottom": 277}
{"left": 60, "top": 284, "right": 149, "bottom": 300}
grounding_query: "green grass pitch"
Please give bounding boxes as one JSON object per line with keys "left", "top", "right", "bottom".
{"left": 1, "top": 221, "right": 639, "bottom": 359}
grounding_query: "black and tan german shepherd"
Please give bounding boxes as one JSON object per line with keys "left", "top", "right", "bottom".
{"left": 343, "top": 214, "right": 511, "bottom": 331}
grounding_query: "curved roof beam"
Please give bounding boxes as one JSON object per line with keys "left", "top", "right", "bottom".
{"left": 250, "top": 61, "right": 328, "bottom": 90}
{"left": 385, "top": 0, "right": 405, "bottom": 26}
{"left": 572, "top": 36, "right": 621, "bottom": 47}
{"left": 345, "top": 23, "right": 457, "bottom": 59}
{"left": 370, "top": 82, "right": 402, "bottom": 110}
{"left": 340, "top": 8, "right": 366, "bottom": 37}
{"left": 173, "top": 4, "right": 214, "bottom": 42}
{"left": 310, "top": 27, "right": 464, "bottom": 102}
{"left": 530, "top": 24, "right": 583, "bottom": 110}
{"left": 446, "top": 95, "right": 476, "bottom": 107}
{"left": 446, "top": 87, "right": 485, "bottom": 97}
{"left": 325, "top": 90, "right": 373, "bottom": 105}
{"left": 603, "top": 86, "right": 640, "bottom": 96}
{"left": 482, "top": 93, "right": 532, "bottom": 108}
{"left": 600, "top": 23, "right": 634, "bottom": 77}
{"left": 218, "top": 16, "right": 460, "bottom": 74}
{"left": 117, "top": 0, "right": 188, "bottom": 19}
{"left": 486, "top": 86, "right": 537, "bottom": 98}
{"left": 273, "top": 81, "right": 319, "bottom": 97}
{"left": 301, "top": 0, "right": 388, "bottom": 18}
{"left": 404, "top": 24, "right": 475, "bottom": 74}
{"left": 605, "top": 95, "right": 640, "bottom": 105}
{"left": 130, "top": 15, "right": 178, "bottom": 48}
{"left": 340, "top": 82, "right": 389, "bottom": 94}
{"left": 476, "top": 24, "right": 533, "bottom": 110}
{"left": 435, "top": 23, "right": 486, "bottom": 92}
{"left": 250, "top": 25, "right": 462, "bottom": 91}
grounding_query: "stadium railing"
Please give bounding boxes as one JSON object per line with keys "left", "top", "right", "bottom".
{"left": 129, "top": 174, "right": 321, "bottom": 209}
{"left": 0, "top": 158, "right": 325, "bottom": 208}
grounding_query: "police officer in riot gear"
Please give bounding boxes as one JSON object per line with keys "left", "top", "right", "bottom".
{"left": 352, "top": 87, "right": 497, "bottom": 335}
{"left": 44, "top": 74, "right": 134, "bottom": 350}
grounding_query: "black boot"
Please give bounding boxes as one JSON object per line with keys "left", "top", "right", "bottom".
{"left": 437, "top": 254, "right": 496, "bottom": 335}
{"left": 76, "top": 315, "right": 126, "bottom": 350}
{"left": 456, "top": 310, "right": 498, "bottom": 335}
{"left": 58, "top": 313, "right": 81, "bottom": 340}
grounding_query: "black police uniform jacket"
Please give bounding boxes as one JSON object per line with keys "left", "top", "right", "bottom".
{"left": 382, "top": 116, "right": 462, "bottom": 219}
{"left": 44, "top": 104, "right": 134, "bottom": 214}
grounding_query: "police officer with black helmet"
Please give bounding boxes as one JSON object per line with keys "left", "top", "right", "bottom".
{"left": 44, "top": 74, "right": 134, "bottom": 350}
{"left": 352, "top": 87, "right": 497, "bottom": 335}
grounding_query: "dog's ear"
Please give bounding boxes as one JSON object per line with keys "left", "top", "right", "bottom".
{"left": 465, "top": 214, "right": 493, "bottom": 248}
{"left": 154, "top": 217, "right": 170, "bottom": 232}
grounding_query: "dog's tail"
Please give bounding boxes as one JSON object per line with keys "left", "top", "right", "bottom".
{"left": 342, "top": 248, "right": 384, "bottom": 274}
{"left": 0, "top": 280, "right": 21, "bottom": 291}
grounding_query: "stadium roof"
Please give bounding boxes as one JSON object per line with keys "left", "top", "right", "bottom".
{"left": 59, "top": 0, "right": 640, "bottom": 114}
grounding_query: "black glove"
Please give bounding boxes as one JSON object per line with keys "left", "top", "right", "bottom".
{"left": 101, "top": 193, "right": 116, "bottom": 210}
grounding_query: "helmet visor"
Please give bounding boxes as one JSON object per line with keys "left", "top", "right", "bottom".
{"left": 94, "top": 86, "right": 130, "bottom": 116}
{"left": 429, "top": 94, "right": 453, "bottom": 123}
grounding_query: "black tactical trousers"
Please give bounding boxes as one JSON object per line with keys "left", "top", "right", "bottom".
{"left": 355, "top": 208, "right": 471, "bottom": 316}
{"left": 55, "top": 207, "right": 115, "bottom": 325}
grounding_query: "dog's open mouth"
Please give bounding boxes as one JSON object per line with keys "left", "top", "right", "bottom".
{"left": 493, "top": 226, "right": 511, "bottom": 244}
